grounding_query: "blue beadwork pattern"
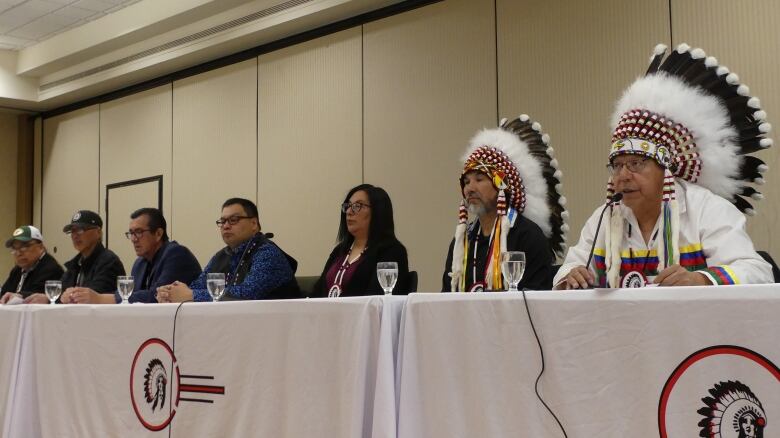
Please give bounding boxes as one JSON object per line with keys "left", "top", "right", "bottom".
{"left": 190, "top": 240, "right": 293, "bottom": 301}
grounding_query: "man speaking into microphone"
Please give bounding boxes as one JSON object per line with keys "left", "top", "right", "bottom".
{"left": 554, "top": 44, "right": 773, "bottom": 289}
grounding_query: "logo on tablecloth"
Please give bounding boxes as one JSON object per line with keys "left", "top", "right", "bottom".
{"left": 658, "top": 345, "right": 780, "bottom": 438}
{"left": 144, "top": 359, "right": 168, "bottom": 412}
{"left": 130, "top": 338, "right": 225, "bottom": 431}
{"left": 698, "top": 381, "right": 766, "bottom": 438}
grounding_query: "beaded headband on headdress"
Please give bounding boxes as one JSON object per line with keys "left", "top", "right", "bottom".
{"left": 462, "top": 147, "right": 526, "bottom": 214}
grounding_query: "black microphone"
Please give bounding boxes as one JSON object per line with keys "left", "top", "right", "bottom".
{"left": 585, "top": 193, "right": 623, "bottom": 272}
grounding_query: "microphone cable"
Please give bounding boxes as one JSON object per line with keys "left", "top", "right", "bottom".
{"left": 522, "top": 288, "right": 568, "bottom": 438}
{"left": 168, "top": 299, "right": 192, "bottom": 438}
{"left": 585, "top": 193, "right": 623, "bottom": 272}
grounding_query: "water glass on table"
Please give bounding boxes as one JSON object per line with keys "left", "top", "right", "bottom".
{"left": 207, "top": 273, "right": 226, "bottom": 302}
{"left": 45, "top": 280, "right": 62, "bottom": 304}
{"left": 117, "top": 276, "right": 134, "bottom": 304}
{"left": 500, "top": 251, "right": 526, "bottom": 292}
{"left": 376, "top": 262, "right": 398, "bottom": 295}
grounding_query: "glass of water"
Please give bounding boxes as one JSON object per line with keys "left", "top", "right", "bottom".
{"left": 500, "top": 251, "right": 526, "bottom": 292}
{"left": 376, "top": 262, "right": 398, "bottom": 295}
{"left": 45, "top": 280, "right": 62, "bottom": 304}
{"left": 117, "top": 276, "right": 134, "bottom": 304}
{"left": 207, "top": 273, "right": 226, "bottom": 302}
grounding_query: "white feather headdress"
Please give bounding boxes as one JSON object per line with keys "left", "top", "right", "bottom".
{"left": 602, "top": 43, "right": 772, "bottom": 286}
{"left": 450, "top": 115, "right": 567, "bottom": 291}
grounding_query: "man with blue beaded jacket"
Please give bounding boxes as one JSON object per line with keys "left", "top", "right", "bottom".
{"left": 156, "top": 198, "right": 300, "bottom": 302}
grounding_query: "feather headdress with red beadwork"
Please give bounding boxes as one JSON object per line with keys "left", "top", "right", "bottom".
{"left": 603, "top": 43, "right": 772, "bottom": 287}
{"left": 450, "top": 115, "right": 568, "bottom": 292}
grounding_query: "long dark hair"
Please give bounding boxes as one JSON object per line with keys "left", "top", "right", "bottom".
{"left": 336, "top": 184, "right": 398, "bottom": 252}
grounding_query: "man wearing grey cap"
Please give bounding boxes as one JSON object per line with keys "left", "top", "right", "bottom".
{"left": 58, "top": 210, "right": 126, "bottom": 304}
{"left": 0, "top": 226, "right": 64, "bottom": 304}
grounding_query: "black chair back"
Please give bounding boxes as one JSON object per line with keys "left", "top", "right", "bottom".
{"left": 548, "top": 264, "right": 561, "bottom": 290}
{"left": 296, "top": 276, "right": 320, "bottom": 298}
{"left": 757, "top": 251, "right": 780, "bottom": 283}
{"left": 407, "top": 271, "right": 418, "bottom": 293}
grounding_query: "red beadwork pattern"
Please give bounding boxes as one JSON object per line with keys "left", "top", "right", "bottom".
{"left": 463, "top": 146, "right": 526, "bottom": 213}
{"left": 496, "top": 190, "right": 507, "bottom": 216}
{"left": 612, "top": 109, "right": 702, "bottom": 183}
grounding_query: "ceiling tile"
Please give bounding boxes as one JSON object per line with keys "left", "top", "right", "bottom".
{"left": 0, "top": 0, "right": 64, "bottom": 29}
{"left": 71, "top": 0, "right": 115, "bottom": 12}
{"left": 0, "top": 0, "right": 26, "bottom": 10}
{"left": 0, "top": 0, "right": 157, "bottom": 49}
{"left": 52, "top": 5, "right": 97, "bottom": 19}
{"left": 8, "top": 12, "right": 78, "bottom": 39}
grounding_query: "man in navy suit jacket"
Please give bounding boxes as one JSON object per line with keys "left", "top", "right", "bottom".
{"left": 125, "top": 208, "right": 201, "bottom": 303}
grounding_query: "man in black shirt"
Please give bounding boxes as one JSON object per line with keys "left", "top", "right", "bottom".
{"left": 58, "top": 210, "right": 125, "bottom": 304}
{"left": 0, "top": 226, "right": 64, "bottom": 304}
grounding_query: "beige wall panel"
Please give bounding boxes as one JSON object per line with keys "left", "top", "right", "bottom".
{"left": 497, "top": 0, "right": 670, "bottom": 258}
{"left": 364, "top": 0, "right": 498, "bottom": 292}
{"left": 257, "top": 28, "right": 362, "bottom": 277}
{"left": 33, "top": 116, "right": 42, "bottom": 228}
{"left": 672, "top": 0, "right": 780, "bottom": 258}
{"left": 0, "top": 113, "right": 18, "bottom": 275}
{"left": 99, "top": 85, "right": 172, "bottom": 240}
{"left": 172, "top": 59, "right": 257, "bottom": 266}
{"left": 106, "top": 182, "right": 159, "bottom": 272}
{"left": 41, "top": 106, "right": 100, "bottom": 265}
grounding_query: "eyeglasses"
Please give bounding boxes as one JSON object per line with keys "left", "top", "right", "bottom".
{"left": 606, "top": 158, "right": 650, "bottom": 176}
{"left": 125, "top": 229, "right": 151, "bottom": 239}
{"left": 65, "top": 226, "right": 97, "bottom": 235}
{"left": 10, "top": 241, "right": 39, "bottom": 255}
{"left": 341, "top": 202, "right": 371, "bottom": 214}
{"left": 216, "top": 216, "right": 252, "bottom": 227}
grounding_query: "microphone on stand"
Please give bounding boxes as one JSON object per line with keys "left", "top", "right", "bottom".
{"left": 585, "top": 192, "right": 623, "bottom": 272}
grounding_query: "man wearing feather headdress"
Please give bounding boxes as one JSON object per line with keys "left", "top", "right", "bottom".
{"left": 555, "top": 44, "right": 773, "bottom": 289}
{"left": 442, "top": 115, "right": 569, "bottom": 292}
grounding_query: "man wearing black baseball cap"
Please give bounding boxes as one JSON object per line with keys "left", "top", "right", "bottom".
{"left": 58, "top": 210, "right": 126, "bottom": 304}
{"left": 1, "top": 225, "right": 64, "bottom": 304}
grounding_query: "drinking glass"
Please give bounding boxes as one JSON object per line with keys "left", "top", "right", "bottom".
{"left": 207, "top": 273, "right": 226, "bottom": 302}
{"left": 376, "top": 262, "right": 398, "bottom": 295}
{"left": 117, "top": 276, "right": 134, "bottom": 304}
{"left": 500, "top": 251, "right": 526, "bottom": 292}
{"left": 45, "top": 280, "right": 62, "bottom": 304}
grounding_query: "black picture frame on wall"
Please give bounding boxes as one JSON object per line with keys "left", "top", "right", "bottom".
{"left": 105, "top": 175, "right": 163, "bottom": 249}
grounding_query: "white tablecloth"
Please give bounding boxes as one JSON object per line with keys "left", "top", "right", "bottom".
{"left": 3, "top": 286, "right": 780, "bottom": 437}
{"left": 396, "top": 285, "right": 780, "bottom": 437}
{"left": 4, "top": 296, "right": 401, "bottom": 438}
{"left": 0, "top": 306, "right": 26, "bottom": 437}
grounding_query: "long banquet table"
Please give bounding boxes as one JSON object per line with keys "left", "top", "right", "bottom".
{"left": 1, "top": 285, "right": 779, "bottom": 438}
{"left": 2, "top": 297, "right": 402, "bottom": 438}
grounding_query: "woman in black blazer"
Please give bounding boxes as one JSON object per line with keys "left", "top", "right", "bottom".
{"left": 312, "top": 184, "right": 410, "bottom": 297}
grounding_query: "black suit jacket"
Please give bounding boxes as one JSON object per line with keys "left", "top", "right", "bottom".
{"left": 312, "top": 240, "right": 410, "bottom": 297}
